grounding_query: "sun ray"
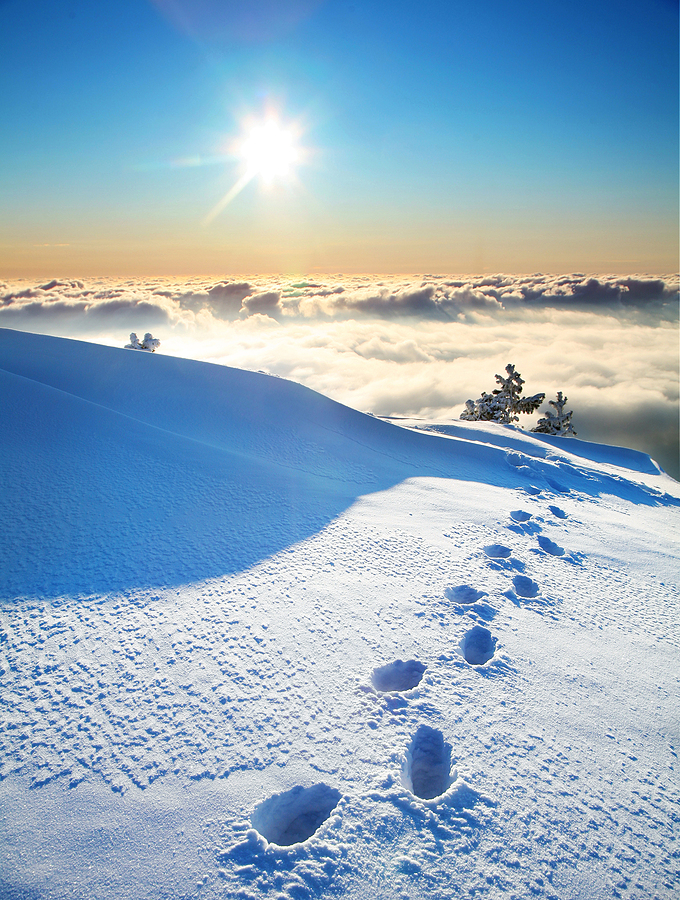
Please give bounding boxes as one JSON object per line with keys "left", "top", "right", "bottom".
{"left": 202, "top": 171, "right": 255, "bottom": 226}
{"left": 203, "top": 112, "right": 306, "bottom": 225}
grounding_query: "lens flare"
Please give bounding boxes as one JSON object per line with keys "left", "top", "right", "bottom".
{"left": 204, "top": 114, "right": 305, "bottom": 226}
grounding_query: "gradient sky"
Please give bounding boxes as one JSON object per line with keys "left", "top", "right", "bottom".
{"left": 1, "top": 0, "right": 677, "bottom": 276}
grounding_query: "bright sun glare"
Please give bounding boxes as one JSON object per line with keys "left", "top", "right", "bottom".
{"left": 203, "top": 114, "right": 305, "bottom": 226}
{"left": 239, "top": 119, "right": 300, "bottom": 183}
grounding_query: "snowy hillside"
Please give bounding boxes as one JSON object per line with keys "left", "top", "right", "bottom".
{"left": 0, "top": 328, "right": 678, "bottom": 900}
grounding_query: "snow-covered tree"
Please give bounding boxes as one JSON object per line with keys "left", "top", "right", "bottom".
{"left": 532, "top": 391, "right": 576, "bottom": 436}
{"left": 141, "top": 333, "right": 161, "bottom": 352}
{"left": 460, "top": 364, "right": 545, "bottom": 425}
{"left": 125, "top": 333, "right": 142, "bottom": 350}
{"left": 124, "top": 332, "right": 160, "bottom": 352}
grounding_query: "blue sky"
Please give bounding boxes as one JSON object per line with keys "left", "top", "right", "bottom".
{"left": 0, "top": 0, "right": 677, "bottom": 274}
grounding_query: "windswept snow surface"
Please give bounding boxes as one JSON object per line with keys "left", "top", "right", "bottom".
{"left": 1, "top": 328, "right": 679, "bottom": 900}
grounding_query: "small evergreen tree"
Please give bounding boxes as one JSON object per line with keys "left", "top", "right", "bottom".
{"left": 460, "top": 364, "right": 545, "bottom": 425}
{"left": 532, "top": 391, "right": 576, "bottom": 436}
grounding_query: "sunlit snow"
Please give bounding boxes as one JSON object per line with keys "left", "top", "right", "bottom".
{"left": 0, "top": 328, "right": 678, "bottom": 900}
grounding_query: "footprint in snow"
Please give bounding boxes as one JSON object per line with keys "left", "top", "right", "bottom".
{"left": 512, "top": 575, "right": 540, "bottom": 598}
{"left": 549, "top": 505, "right": 568, "bottom": 519}
{"left": 460, "top": 625, "right": 497, "bottom": 666}
{"left": 371, "top": 659, "right": 426, "bottom": 692}
{"left": 250, "top": 784, "right": 341, "bottom": 847}
{"left": 537, "top": 535, "right": 564, "bottom": 556}
{"left": 484, "top": 544, "right": 511, "bottom": 559}
{"left": 402, "top": 725, "right": 454, "bottom": 800}
{"left": 507, "top": 510, "right": 542, "bottom": 538}
{"left": 505, "top": 452, "right": 532, "bottom": 474}
{"left": 546, "top": 478, "right": 570, "bottom": 494}
{"left": 445, "top": 585, "right": 486, "bottom": 605}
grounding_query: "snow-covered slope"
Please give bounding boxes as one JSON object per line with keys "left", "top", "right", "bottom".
{"left": 0, "top": 328, "right": 678, "bottom": 900}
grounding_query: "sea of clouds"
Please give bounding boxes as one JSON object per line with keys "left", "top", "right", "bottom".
{"left": 1, "top": 273, "right": 678, "bottom": 478}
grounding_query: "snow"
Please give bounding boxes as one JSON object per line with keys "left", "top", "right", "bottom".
{"left": 0, "top": 327, "right": 678, "bottom": 900}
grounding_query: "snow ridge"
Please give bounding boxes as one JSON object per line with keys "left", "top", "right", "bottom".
{"left": 0, "top": 330, "right": 679, "bottom": 900}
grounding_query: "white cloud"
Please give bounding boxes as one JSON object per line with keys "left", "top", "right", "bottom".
{"left": 1, "top": 273, "right": 677, "bottom": 477}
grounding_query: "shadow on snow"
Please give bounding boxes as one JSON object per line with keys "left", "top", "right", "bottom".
{"left": 1, "top": 329, "right": 677, "bottom": 600}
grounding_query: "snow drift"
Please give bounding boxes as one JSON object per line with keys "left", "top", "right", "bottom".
{"left": 0, "top": 328, "right": 678, "bottom": 900}
{"left": 0, "top": 328, "right": 673, "bottom": 600}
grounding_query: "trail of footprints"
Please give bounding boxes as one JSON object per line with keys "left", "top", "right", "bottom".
{"left": 245, "top": 497, "right": 573, "bottom": 850}
{"left": 245, "top": 658, "right": 444, "bottom": 848}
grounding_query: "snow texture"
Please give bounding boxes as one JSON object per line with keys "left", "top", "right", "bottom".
{"left": 0, "top": 328, "right": 679, "bottom": 900}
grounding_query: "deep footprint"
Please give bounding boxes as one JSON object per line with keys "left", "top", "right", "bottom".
{"left": 510, "top": 510, "right": 532, "bottom": 522}
{"left": 484, "top": 544, "right": 511, "bottom": 559}
{"left": 251, "top": 784, "right": 341, "bottom": 846}
{"left": 546, "top": 478, "right": 570, "bottom": 494}
{"left": 506, "top": 452, "right": 533, "bottom": 475}
{"left": 402, "top": 725, "right": 453, "bottom": 800}
{"left": 549, "top": 505, "right": 568, "bottom": 519}
{"left": 513, "top": 575, "right": 539, "bottom": 598}
{"left": 445, "top": 585, "right": 486, "bottom": 605}
{"left": 371, "top": 659, "right": 426, "bottom": 692}
{"left": 538, "top": 535, "right": 564, "bottom": 556}
{"left": 460, "top": 625, "right": 497, "bottom": 665}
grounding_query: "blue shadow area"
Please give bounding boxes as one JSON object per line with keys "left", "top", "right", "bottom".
{"left": 1, "top": 329, "right": 677, "bottom": 600}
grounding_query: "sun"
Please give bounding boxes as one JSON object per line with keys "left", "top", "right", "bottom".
{"left": 237, "top": 118, "right": 301, "bottom": 184}
{"left": 203, "top": 111, "right": 307, "bottom": 225}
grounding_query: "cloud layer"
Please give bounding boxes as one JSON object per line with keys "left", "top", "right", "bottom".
{"left": 1, "top": 273, "right": 678, "bottom": 478}
{"left": 2, "top": 273, "right": 677, "bottom": 326}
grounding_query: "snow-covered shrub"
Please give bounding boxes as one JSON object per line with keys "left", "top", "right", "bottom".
{"left": 141, "top": 333, "right": 161, "bottom": 351}
{"left": 124, "top": 332, "right": 161, "bottom": 352}
{"left": 125, "top": 333, "right": 142, "bottom": 350}
{"left": 460, "top": 364, "right": 544, "bottom": 424}
{"left": 532, "top": 391, "right": 576, "bottom": 436}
